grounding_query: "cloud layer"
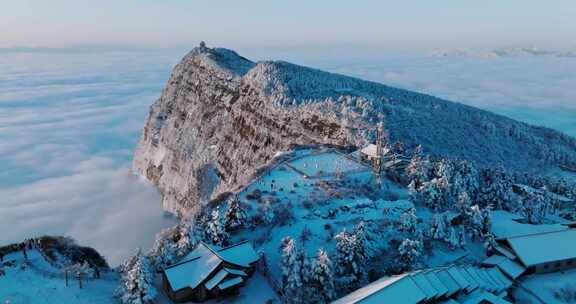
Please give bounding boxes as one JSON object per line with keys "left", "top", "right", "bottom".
{"left": 0, "top": 50, "right": 182, "bottom": 265}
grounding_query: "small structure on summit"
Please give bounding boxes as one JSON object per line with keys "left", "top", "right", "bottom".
{"left": 162, "top": 241, "right": 259, "bottom": 303}
{"left": 359, "top": 122, "right": 385, "bottom": 173}
{"left": 359, "top": 144, "right": 380, "bottom": 163}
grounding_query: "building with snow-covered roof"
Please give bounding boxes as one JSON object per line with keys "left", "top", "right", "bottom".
{"left": 332, "top": 265, "right": 513, "bottom": 304}
{"left": 162, "top": 241, "right": 259, "bottom": 302}
{"left": 481, "top": 254, "right": 526, "bottom": 280}
{"left": 495, "top": 229, "right": 576, "bottom": 274}
{"left": 360, "top": 144, "right": 379, "bottom": 160}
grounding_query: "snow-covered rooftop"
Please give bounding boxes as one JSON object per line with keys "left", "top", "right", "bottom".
{"left": 205, "top": 269, "right": 229, "bottom": 290}
{"left": 457, "top": 267, "right": 479, "bottom": 292}
{"left": 424, "top": 270, "right": 449, "bottom": 297}
{"left": 482, "top": 255, "right": 526, "bottom": 279}
{"left": 218, "top": 276, "right": 244, "bottom": 290}
{"left": 457, "top": 289, "right": 513, "bottom": 304}
{"left": 332, "top": 265, "right": 513, "bottom": 304}
{"left": 434, "top": 269, "right": 460, "bottom": 296}
{"left": 360, "top": 144, "right": 379, "bottom": 158}
{"left": 163, "top": 241, "right": 258, "bottom": 292}
{"left": 410, "top": 271, "right": 438, "bottom": 299}
{"left": 332, "top": 273, "right": 425, "bottom": 304}
{"left": 216, "top": 241, "right": 259, "bottom": 268}
{"left": 163, "top": 243, "right": 222, "bottom": 291}
{"left": 504, "top": 229, "right": 576, "bottom": 267}
{"left": 447, "top": 266, "right": 470, "bottom": 290}
{"left": 490, "top": 210, "right": 568, "bottom": 239}
{"left": 224, "top": 267, "right": 248, "bottom": 276}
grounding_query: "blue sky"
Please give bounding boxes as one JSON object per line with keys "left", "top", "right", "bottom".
{"left": 3, "top": 0, "right": 576, "bottom": 49}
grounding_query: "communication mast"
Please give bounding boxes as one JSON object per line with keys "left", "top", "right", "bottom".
{"left": 374, "top": 121, "right": 384, "bottom": 174}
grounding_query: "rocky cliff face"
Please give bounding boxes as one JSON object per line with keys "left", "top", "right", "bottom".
{"left": 133, "top": 44, "right": 576, "bottom": 216}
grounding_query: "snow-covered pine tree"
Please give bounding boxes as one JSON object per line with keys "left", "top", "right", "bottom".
{"left": 334, "top": 229, "right": 354, "bottom": 278}
{"left": 481, "top": 206, "right": 492, "bottom": 234}
{"left": 483, "top": 232, "right": 497, "bottom": 252}
{"left": 307, "top": 249, "right": 336, "bottom": 303}
{"left": 117, "top": 248, "right": 140, "bottom": 275}
{"left": 435, "top": 159, "right": 455, "bottom": 182}
{"left": 406, "top": 153, "right": 432, "bottom": 191}
{"left": 116, "top": 250, "right": 158, "bottom": 304}
{"left": 423, "top": 177, "right": 450, "bottom": 211}
{"left": 467, "top": 204, "right": 493, "bottom": 241}
{"left": 457, "top": 192, "right": 471, "bottom": 215}
{"left": 451, "top": 160, "right": 479, "bottom": 203}
{"left": 334, "top": 226, "right": 367, "bottom": 291}
{"left": 175, "top": 220, "right": 196, "bottom": 257}
{"left": 65, "top": 261, "right": 95, "bottom": 281}
{"left": 431, "top": 213, "right": 447, "bottom": 240}
{"left": 522, "top": 193, "right": 548, "bottom": 224}
{"left": 458, "top": 227, "right": 467, "bottom": 248}
{"left": 398, "top": 239, "right": 422, "bottom": 270}
{"left": 224, "top": 196, "right": 247, "bottom": 230}
{"left": 446, "top": 226, "right": 459, "bottom": 249}
{"left": 204, "top": 207, "right": 229, "bottom": 246}
{"left": 147, "top": 221, "right": 197, "bottom": 271}
{"left": 280, "top": 237, "right": 304, "bottom": 303}
{"left": 477, "top": 167, "right": 517, "bottom": 210}
{"left": 410, "top": 158, "right": 481, "bottom": 212}
{"left": 353, "top": 221, "right": 369, "bottom": 260}
{"left": 400, "top": 208, "right": 418, "bottom": 234}
{"left": 469, "top": 205, "right": 484, "bottom": 240}
{"left": 148, "top": 228, "right": 178, "bottom": 270}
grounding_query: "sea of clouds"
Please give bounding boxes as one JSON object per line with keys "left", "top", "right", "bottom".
{"left": 0, "top": 49, "right": 182, "bottom": 265}
{"left": 1, "top": 47, "right": 574, "bottom": 265}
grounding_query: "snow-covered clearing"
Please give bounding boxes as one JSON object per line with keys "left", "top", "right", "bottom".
{"left": 0, "top": 250, "right": 118, "bottom": 304}
{"left": 228, "top": 148, "right": 492, "bottom": 289}
{"left": 232, "top": 149, "right": 411, "bottom": 282}
{"left": 288, "top": 151, "right": 368, "bottom": 177}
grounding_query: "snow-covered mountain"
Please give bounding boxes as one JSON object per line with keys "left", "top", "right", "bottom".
{"left": 431, "top": 46, "right": 576, "bottom": 59}
{"left": 133, "top": 44, "right": 576, "bottom": 216}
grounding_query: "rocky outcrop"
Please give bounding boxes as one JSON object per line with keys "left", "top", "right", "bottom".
{"left": 133, "top": 44, "right": 576, "bottom": 216}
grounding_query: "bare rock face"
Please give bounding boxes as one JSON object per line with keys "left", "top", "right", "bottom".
{"left": 133, "top": 45, "right": 576, "bottom": 216}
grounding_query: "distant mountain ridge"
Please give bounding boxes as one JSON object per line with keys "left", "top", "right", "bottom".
{"left": 133, "top": 44, "right": 576, "bottom": 215}
{"left": 431, "top": 46, "right": 576, "bottom": 59}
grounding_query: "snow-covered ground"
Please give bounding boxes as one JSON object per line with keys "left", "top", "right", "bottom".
{"left": 0, "top": 249, "right": 119, "bottom": 304}
{"left": 513, "top": 269, "right": 576, "bottom": 304}
{"left": 230, "top": 148, "right": 488, "bottom": 288}
{"left": 235, "top": 149, "right": 408, "bottom": 275}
